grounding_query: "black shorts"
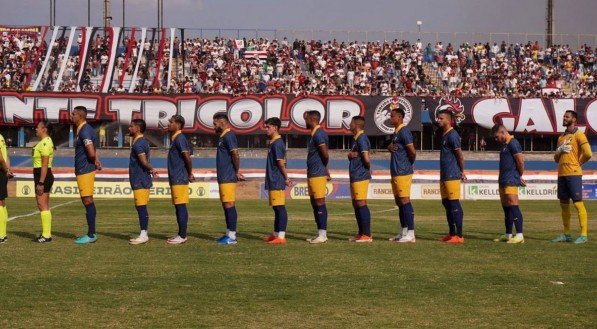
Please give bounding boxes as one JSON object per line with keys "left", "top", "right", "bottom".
{"left": 33, "top": 168, "right": 55, "bottom": 194}
{"left": 0, "top": 171, "right": 7, "bottom": 199}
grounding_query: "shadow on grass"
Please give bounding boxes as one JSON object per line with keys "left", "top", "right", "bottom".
{"left": 52, "top": 231, "right": 77, "bottom": 239}
{"left": 186, "top": 232, "right": 217, "bottom": 241}
{"left": 98, "top": 231, "right": 133, "bottom": 241}
{"left": 148, "top": 233, "right": 169, "bottom": 241}
{"left": 11, "top": 231, "right": 36, "bottom": 240}
{"left": 236, "top": 232, "right": 267, "bottom": 241}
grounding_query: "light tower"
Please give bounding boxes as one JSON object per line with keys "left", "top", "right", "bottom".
{"left": 546, "top": 0, "right": 554, "bottom": 47}
{"left": 104, "top": 0, "right": 113, "bottom": 28}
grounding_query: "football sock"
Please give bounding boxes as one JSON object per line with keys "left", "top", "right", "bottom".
{"left": 354, "top": 208, "right": 363, "bottom": 235}
{"left": 85, "top": 203, "right": 96, "bottom": 237}
{"left": 136, "top": 205, "right": 149, "bottom": 231}
{"left": 315, "top": 204, "right": 328, "bottom": 230}
{"left": 273, "top": 206, "right": 288, "bottom": 233}
{"left": 398, "top": 205, "right": 406, "bottom": 229}
{"left": 174, "top": 204, "right": 188, "bottom": 238}
{"left": 357, "top": 205, "right": 371, "bottom": 236}
{"left": 0, "top": 206, "right": 7, "bottom": 238}
{"left": 224, "top": 206, "right": 238, "bottom": 232}
{"left": 560, "top": 202, "right": 571, "bottom": 234}
{"left": 40, "top": 210, "right": 52, "bottom": 238}
{"left": 450, "top": 200, "right": 464, "bottom": 237}
{"left": 403, "top": 202, "right": 415, "bottom": 230}
{"left": 511, "top": 205, "right": 524, "bottom": 234}
{"left": 502, "top": 205, "right": 513, "bottom": 235}
{"left": 573, "top": 201, "right": 588, "bottom": 236}
{"left": 442, "top": 199, "right": 456, "bottom": 236}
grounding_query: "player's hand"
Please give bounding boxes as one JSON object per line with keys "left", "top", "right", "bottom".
{"left": 347, "top": 151, "right": 358, "bottom": 159}
{"left": 95, "top": 160, "right": 102, "bottom": 171}
{"left": 236, "top": 172, "right": 245, "bottom": 181}
{"left": 35, "top": 185, "right": 44, "bottom": 196}
{"left": 519, "top": 177, "right": 526, "bottom": 187}
{"left": 461, "top": 172, "right": 467, "bottom": 182}
{"left": 388, "top": 143, "right": 398, "bottom": 153}
{"left": 285, "top": 178, "right": 294, "bottom": 187}
{"left": 555, "top": 141, "right": 572, "bottom": 155}
{"left": 326, "top": 173, "right": 332, "bottom": 181}
{"left": 151, "top": 170, "right": 159, "bottom": 179}
{"left": 188, "top": 174, "right": 196, "bottom": 183}
{"left": 6, "top": 169, "right": 14, "bottom": 179}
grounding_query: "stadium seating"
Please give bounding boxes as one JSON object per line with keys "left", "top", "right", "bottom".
{"left": 1, "top": 27, "right": 595, "bottom": 97}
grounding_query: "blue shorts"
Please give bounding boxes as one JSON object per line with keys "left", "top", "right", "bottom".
{"left": 557, "top": 176, "right": 583, "bottom": 202}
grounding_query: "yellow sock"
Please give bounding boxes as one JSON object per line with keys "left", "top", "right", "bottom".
{"left": 573, "top": 201, "right": 588, "bottom": 236}
{"left": 0, "top": 206, "right": 7, "bottom": 238}
{"left": 560, "top": 202, "right": 571, "bottom": 234}
{"left": 41, "top": 210, "right": 52, "bottom": 238}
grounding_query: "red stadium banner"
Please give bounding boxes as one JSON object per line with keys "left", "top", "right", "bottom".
{"left": 0, "top": 92, "right": 595, "bottom": 135}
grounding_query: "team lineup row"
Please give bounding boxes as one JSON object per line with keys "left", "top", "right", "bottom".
{"left": 0, "top": 106, "right": 591, "bottom": 245}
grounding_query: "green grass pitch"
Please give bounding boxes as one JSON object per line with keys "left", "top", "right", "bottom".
{"left": 0, "top": 199, "right": 595, "bottom": 328}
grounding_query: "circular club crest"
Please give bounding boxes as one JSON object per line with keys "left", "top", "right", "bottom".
{"left": 374, "top": 97, "right": 413, "bottom": 134}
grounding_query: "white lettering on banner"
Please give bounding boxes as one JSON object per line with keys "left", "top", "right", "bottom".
{"left": 472, "top": 98, "right": 515, "bottom": 131}
{"left": 197, "top": 99, "right": 226, "bottom": 128}
{"left": 327, "top": 100, "right": 361, "bottom": 129}
{"left": 516, "top": 99, "right": 554, "bottom": 133}
{"left": 37, "top": 97, "right": 68, "bottom": 123}
{"left": 551, "top": 99, "right": 576, "bottom": 133}
{"left": 144, "top": 100, "right": 177, "bottom": 129}
{"left": 290, "top": 98, "right": 325, "bottom": 128}
{"left": 179, "top": 99, "right": 198, "bottom": 129}
{"left": 108, "top": 99, "right": 141, "bottom": 125}
{"left": 2, "top": 96, "right": 35, "bottom": 123}
{"left": 586, "top": 100, "right": 597, "bottom": 134}
{"left": 229, "top": 99, "right": 262, "bottom": 129}
{"left": 264, "top": 98, "right": 289, "bottom": 128}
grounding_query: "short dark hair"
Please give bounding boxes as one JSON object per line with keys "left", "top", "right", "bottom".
{"left": 265, "top": 117, "right": 281, "bottom": 130}
{"left": 438, "top": 109, "right": 453, "bottom": 118}
{"left": 565, "top": 110, "right": 577, "bottom": 119}
{"left": 213, "top": 113, "right": 229, "bottom": 121}
{"left": 131, "top": 118, "right": 147, "bottom": 133}
{"left": 352, "top": 115, "right": 365, "bottom": 123}
{"left": 74, "top": 106, "right": 88, "bottom": 115}
{"left": 171, "top": 114, "right": 185, "bottom": 127}
{"left": 306, "top": 110, "right": 321, "bottom": 121}
{"left": 392, "top": 108, "right": 405, "bottom": 117}
{"left": 491, "top": 123, "right": 505, "bottom": 135}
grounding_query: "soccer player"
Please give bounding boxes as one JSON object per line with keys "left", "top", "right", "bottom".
{"left": 167, "top": 115, "right": 195, "bottom": 245}
{"left": 347, "top": 116, "right": 372, "bottom": 243}
{"left": 213, "top": 113, "right": 244, "bottom": 245}
{"left": 32, "top": 121, "right": 55, "bottom": 243}
{"left": 552, "top": 110, "right": 592, "bottom": 244}
{"left": 437, "top": 110, "right": 466, "bottom": 244}
{"left": 0, "top": 132, "right": 13, "bottom": 244}
{"left": 491, "top": 124, "right": 525, "bottom": 244}
{"left": 71, "top": 106, "right": 101, "bottom": 244}
{"left": 387, "top": 108, "right": 417, "bottom": 243}
{"left": 304, "top": 110, "right": 330, "bottom": 244}
{"left": 263, "top": 117, "right": 293, "bottom": 245}
{"left": 128, "top": 119, "right": 159, "bottom": 245}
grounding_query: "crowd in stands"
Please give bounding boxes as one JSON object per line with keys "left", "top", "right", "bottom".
{"left": 1, "top": 29, "right": 596, "bottom": 98}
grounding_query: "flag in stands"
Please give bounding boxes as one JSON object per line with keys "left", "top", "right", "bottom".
{"left": 233, "top": 39, "right": 245, "bottom": 49}
{"left": 244, "top": 50, "right": 267, "bottom": 60}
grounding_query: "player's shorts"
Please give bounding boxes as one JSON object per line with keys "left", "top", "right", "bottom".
{"left": 440, "top": 180, "right": 461, "bottom": 200}
{"left": 499, "top": 185, "right": 519, "bottom": 196}
{"left": 350, "top": 180, "right": 369, "bottom": 201}
{"left": 391, "top": 174, "right": 413, "bottom": 198}
{"left": 170, "top": 184, "right": 190, "bottom": 205}
{"left": 0, "top": 171, "right": 7, "bottom": 199}
{"left": 557, "top": 175, "right": 583, "bottom": 202}
{"left": 308, "top": 176, "right": 328, "bottom": 199}
{"left": 33, "top": 168, "right": 55, "bottom": 194}
{"left": 76, "top": 171, "right": 95, "bottom": 197}
{"left": 133, "top": 188, "right": 150, "bottom": 206}
{"left": 219, "top": 183, "right": 236, "bottom": 203}
{"left": 269, "top": 190, "right": 285, "bottom": 206}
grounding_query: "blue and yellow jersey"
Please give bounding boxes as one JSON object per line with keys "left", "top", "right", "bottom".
{"left": 349, "top": 131, "right": 371, "bottom": 183}
{"left": 265, "top": 136, "right": 286, "bottom": 191}
{"left": 390, "top": 124, "right": 414, "bottom": 177}
{"left": 216, "top": 129, "right": 239, "bottom": 184}
{"left": 557, "top": 128, "right": 591, "bottom": 177}
{"left": 307, "top": 125, "right": 329, "bottom": 178}
{"left": 498, "top": 134, "right": 522, "bottom": 186}
{"left": 32, "top": 136, "right": 54, "bottom": 169}
{"left": 0, "top": 134, "right": 8, "bottom": 167}
{"left": 129, "top": 135, "right": 152, "bottom": 190}
{"left": 167, "top": 131, "right": 191, "bottom": 186}
{"left": 440, "top": 128, "right": 462, "bottom": 181}
{"left": 74, "top": 122, "right": 98, "bottom": 176}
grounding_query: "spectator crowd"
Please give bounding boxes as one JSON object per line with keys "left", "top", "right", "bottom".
{"left": 1, "top": 29, "right": 596, "bottom": 98}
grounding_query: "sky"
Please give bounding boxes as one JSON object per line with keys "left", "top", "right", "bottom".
{"left": 1, "top": 0, "right": 595, "bottom": 42}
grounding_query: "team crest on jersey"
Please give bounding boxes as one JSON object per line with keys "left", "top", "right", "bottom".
{"left": 374, "top": 96, "right": 413, "bottom": 134}
{"left": 434, "top": 96, "right": 466, "bottom": 125}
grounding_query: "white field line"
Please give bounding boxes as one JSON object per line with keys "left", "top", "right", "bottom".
{"left": 8, "top": 200, "right": 79, "bottom": 222}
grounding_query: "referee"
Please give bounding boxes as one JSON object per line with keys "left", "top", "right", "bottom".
{"left": 32, "top": 121, "right": 55, "bottom": 243}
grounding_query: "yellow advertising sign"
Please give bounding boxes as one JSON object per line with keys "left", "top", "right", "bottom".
{"left": 16, "top": 181, "right": 213, "bottom": 199}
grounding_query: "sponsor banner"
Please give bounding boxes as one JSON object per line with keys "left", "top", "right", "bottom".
{"left": 0, "top": 25, "right": 40, "bottom": 35}
{"left": 260, "top": 183, "right": 352, "bottom": 200}
{"left": 419, "top": 184, "right": 444, "bottom": 200}
{"left": 16, "top": 181, "right": 220, "bottom": 199}
{"left": 0, "top": 92, "right": 421, "bottom": 135}
{"left": 582, "top": 184, "right": 597, "bottom": 200}
{"left": 424, "top": 96, "right": 596, "bottom": 135}
{"left": 465, "top": 183, "right": 559, "bottom": 200}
